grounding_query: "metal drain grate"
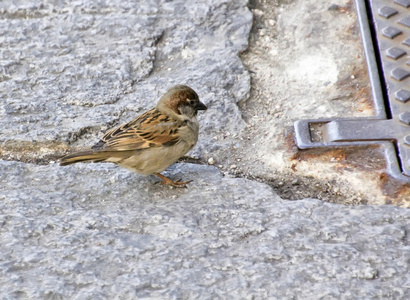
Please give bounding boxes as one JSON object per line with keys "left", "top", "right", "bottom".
{"left": 294, "top": 0, "right": 410, "bottom": 182}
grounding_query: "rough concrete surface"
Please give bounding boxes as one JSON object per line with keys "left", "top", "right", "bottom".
{"left": 1, "top": 0, "right": 408, "bottom": 205}
{"left": 1, "top": 0, "right": 410, "bottom": 298}
{"left": 0, "top": 0, "right": 251, "bottom": 161}
{"left": 1, "top": 161, "right": 410, "bottom": 299}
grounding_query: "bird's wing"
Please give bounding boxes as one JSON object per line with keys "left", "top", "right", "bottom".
{"left": 92, "top": 109, "right": 182, "bottom": 151}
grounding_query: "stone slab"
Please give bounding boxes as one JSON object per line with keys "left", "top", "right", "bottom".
{"left": 0, "top": 0, "right": 251, "bottom": 154}
{"left": 0, "top": 160, "right": 409, "bottom": 298}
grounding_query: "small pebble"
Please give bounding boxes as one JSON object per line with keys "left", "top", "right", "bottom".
{"left": 253, "top": 9, "right": 264, "bottom": 16}
{"left": 259, "top": 29, "right": 266, "bottom": 36}
{"left": 230, "top": 164, "right": 237, "bottom": 170}
{"left": 328, "top": 4, "right": 340, "bottom": 11}
{"left": 208, "top": 157, "right": 215, "bottom": 165}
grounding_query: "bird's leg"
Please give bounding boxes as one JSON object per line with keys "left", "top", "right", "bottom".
{"left": 154, "top": 173, "right": 192, "bottom": 188}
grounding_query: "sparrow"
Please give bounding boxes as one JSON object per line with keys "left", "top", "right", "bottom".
{"left": 60, "top": 85, "right": 207, "bottom": 187}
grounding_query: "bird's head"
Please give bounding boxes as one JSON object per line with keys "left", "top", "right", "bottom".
{"left": 157, "top": 85, "right": 207, "bottom": 119}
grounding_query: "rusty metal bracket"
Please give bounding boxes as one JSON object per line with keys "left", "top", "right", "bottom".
{"left": 294, "top": 0, "right": 410, "bottom": 181}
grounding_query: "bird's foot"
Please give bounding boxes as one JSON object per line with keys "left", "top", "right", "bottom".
{"left": 154, "top": 173, "right": 192, "bottom": 188}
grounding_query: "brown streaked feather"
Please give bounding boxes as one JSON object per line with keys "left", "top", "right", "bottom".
{"left": 60, "top": 150, "right": 112, "bottom": 166}
{"left": 91, "top": 108, "right": 183, "bottom": 151}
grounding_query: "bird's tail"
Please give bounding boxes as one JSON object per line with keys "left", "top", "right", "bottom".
{"left": 60, "top": 150, "right": 112, "bottom": 166}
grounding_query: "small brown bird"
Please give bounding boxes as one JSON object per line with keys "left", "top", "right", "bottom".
{"left": 60, "top": 85, "right": 207, "bottom": 187}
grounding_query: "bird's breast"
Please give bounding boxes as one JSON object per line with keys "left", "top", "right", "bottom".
{"left": 178, "top": 119, "right": 199, "bottom": 148}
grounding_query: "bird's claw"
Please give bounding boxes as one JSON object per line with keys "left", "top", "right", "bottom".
{"left": 154, "top": 173, "right": 192, "bottom": 188}
{"left": 161, "top": 179, "right": 191, "bottom": 188}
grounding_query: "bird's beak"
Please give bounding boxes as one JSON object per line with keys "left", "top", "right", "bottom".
{"left": 195, "top": 101, "right": 207, "bottom": 111}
